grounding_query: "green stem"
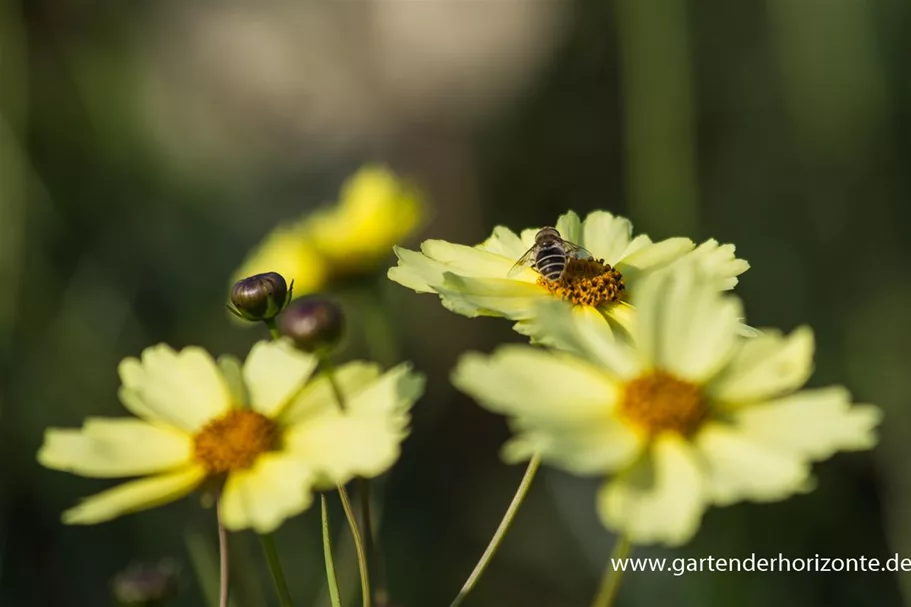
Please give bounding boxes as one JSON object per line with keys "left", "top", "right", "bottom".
{"left": 259, "top": 533, "right": 293, "bottom": 607}
{"left": 320, "top": 354, "right": 372, "bottom": 607}
{"left": 589, "top": 536, "right": 633, "bottom": 607}
{"left": 263, "top": 318, "right": 281, "bottom": 340}
{"left": 321, "top": 357, "right": 347, "bottom": 412}
{"left": 321, "top": 494, "right": 343, "bottom": 607}
{"left": 359, "top": 280, "right": 399, "bottom": 366}
{"left": 339, "top": 484, "right": 372, "bottom": 607}
{"left": 447, "top": 454, "right": 542, "bottom": 607}
{"left": 217, "top": 499, "right": 230, "bottom": 607}
{"left": 360, "top": 478, "right": 386, "bottom": 605}
{"left": 357, "top": 278, "right": 394, "bottom": 604}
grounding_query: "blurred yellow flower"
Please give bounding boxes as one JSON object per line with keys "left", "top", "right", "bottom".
{"left": 389, "top": 210, "right": 747, "bottom": 341}
{"left": 308, "top": 165, "right": 424, "bottom": 274}
{"left": 38, "top": 340, "right": 423, "bottom": 533}
{"left": 452, "top": 267, "right": 880, "bottom": 546}
{"left": 233, "top": 219, "right": 329, "bottom": 297}
{"left": 233, "top": 165, "right": 423, "bottom": 297}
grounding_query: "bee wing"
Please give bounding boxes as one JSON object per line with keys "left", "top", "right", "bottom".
{"left": 507, "top": 245, "right": 538, "bottom": 278}
{"left": 564, "top": 240, "right": 594, "bottom": 260}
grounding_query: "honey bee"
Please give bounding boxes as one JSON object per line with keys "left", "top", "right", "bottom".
{"left": 507, "top": 226, "right": 593, "bottom": 282}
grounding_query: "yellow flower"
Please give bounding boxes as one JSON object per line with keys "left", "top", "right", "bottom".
{"left": 452, "top": 267, "right": 880, "bottom": 546}
{"left": 233, "top": 218, "right": 329, "bottom": 297}
{"left": 307, "top": 165, "right": 424, "bottom": 275}
{"left": 233, "top": 165, "right": 423, "bottom": 297}
{"left": 38, "top": 340, "right": 424, "bottom": 533}
{"left": 389, "top": 210, "right": 748, "bottom": 341}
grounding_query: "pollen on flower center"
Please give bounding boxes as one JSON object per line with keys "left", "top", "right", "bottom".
{"left": 537, "top": 258, "right": 625, "bottom": 308}
{"left": 193, "top": 410, "right": 278, "bottom": 474}
{"left": 620, "top": 371, "right": 705, "bottom": 436}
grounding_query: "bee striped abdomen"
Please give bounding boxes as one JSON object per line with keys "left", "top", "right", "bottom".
{"left": 534, "top": 244, "right": 567, "bottom": 281}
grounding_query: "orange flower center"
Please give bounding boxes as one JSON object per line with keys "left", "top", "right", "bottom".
{"left": 620, "top": 371, "right": 705, "bottom": 436}
{"left": 193, "top": 410, "right": 278, "bottom": 473}
{"left": 537, "top": 258, "right": 625, "bottom": 307}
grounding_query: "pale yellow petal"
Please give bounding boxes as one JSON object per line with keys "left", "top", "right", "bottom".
{"left": 478, "top": 226, "right": 529, "bottom": 259}
{"left": 62, "top": 465, "right": 206, "bottom": 525}
{"left": 387, "top": 246, "right": 451, "bottom": 293}
{"left": 219, "top": 453, "right": 315, "bottom": 533}
{"left": 615, "top": 237, "right": 694, "bottom": 284}
{"left": 422, "top": 240, "right": 520, "bottom": 280}
{"left": 603, "top": 301, "right": 637, "bottom": 337}
{"left": 243, "top": 340, "right": 319, "bottom": 418}
{"left": 598, "top": 434, "right": 706, "bottom": 546}
{"left": 619, "top": 234, "right": 653, "bottom": 259}
{"left": 516, "top": 303, "right": 613, "bottom": 348}
{"left": 280, "top": 361, "right": 382, "bottom": 425}
{"left": 675, "top": 239, "right": 750, "bottom": 290}
{"left": 439, "top": 274, "right": 552, "bottom": 319}
{"left": 513, "top": 303, "right": 612, "bottom": 347}
{"left": 345, "top": 363, "right": 424, "bottom": 419}
{"left": 284, "top": 412, "right": 404, "bottom": 484}
{"left": 39, "top": 418, "right": 193, "bottom": 478}
{"left": 519, "top": 227, "right": 540, "bottom": 247}
{"left": 731, "top": 387, "right": 882, "bottom": 459}
{"left": 533, "top": 300, "right": 642, "bottom": 380}
{"left": 281, "top": 363, "right": 423, "bottom": 468}
{"left": 708, "top": 326, "right": 814, "bottom": 404}
{"left": 555, "top": 211, "right": 583, "bottom": 244}
{"left": 696, "top": 423, "right": 811, "bottom": 506}
{"left": 218, "top": 355, "right": 248, "bottom": 407}
{"left": 581, "top": 211, "right": 633, "bottom": 265}
{"left": 452, "top": 346, "right": 620, "bottom": 424}
{"left": 633, "top": 266, "right": 742, "bottom": 383}
{"left": 502, "top": 417, "right": 642, "bottom": 475}
{"left": 391, "top": 237, "right": 527, "bottom": 298}
{"left": 118, "top": 345, "right": 232, "bottom": 432}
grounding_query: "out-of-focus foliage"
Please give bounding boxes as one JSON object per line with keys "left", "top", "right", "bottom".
{"left": 1, "top": 0, "right": 909, "bottom": 606}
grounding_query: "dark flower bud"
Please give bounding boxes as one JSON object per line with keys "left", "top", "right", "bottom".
{"left": 112, "top": 561, "right": 179, "bottom": 606}
{"left": 279, "top": 296, "right": 345, "bottom": 353}
{"left": 229, "top": 272, "right": 291, "bottom": 321}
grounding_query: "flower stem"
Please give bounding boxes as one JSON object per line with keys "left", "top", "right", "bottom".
{"left": 338, "top": 484, "right": 372, "bottom": 607}
{"left": 263, "top": 318, "right": 282, "bottom": 340}
{"left": 259, "top": 533, "right": 294, "bottom": 607}
{"left": 320, "top": 353, "right": 372, "bottom": 607}
{"left": 321, "top": 356, "right": 346, "bottom": 412}
{"left": 357, "top": 278, "right": 394, "bottom": 604}
{"left": 360, "top": 478, "right": 387, "bottom": 605}
{"left": 447, "top": 454, "right": 542, "bottom": 607}
{"left": 217, "top": 498, "right": 230, "bottom": 607}
{"left": 359, "top": 279, "right": 399, "bottom": 367}
{"left": 321, "top": 494, "right": 343, "bottom": 607}
{"left": 589, "top": 535, "right": 633, "bottom": 607}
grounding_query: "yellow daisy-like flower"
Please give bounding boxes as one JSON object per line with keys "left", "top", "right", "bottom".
{"left": 307, "top": 165, "right": 424, "bottom": 274}
{"left": 388, "top": 210, "right": 748, "bottom": 340}
{"left": 38, "top": 340, "right": 423, "bottom": 533}
{"left": 233, "top": 165, "right": 424, "bottom": 296}
{"left": 452, "top": 267, "right": 880, "bottom": 546}
{"left": 233, "top": 218, "right": 329, "bottom": 297}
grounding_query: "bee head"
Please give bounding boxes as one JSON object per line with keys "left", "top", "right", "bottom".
{"left": 535, "top": 226, "right": 561, "bottom": 245}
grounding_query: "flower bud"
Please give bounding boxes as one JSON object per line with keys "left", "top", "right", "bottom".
{"left": 229, "top": 272, "right": 291, "bottom": 321}
{"left": 279, "top": 296, "right": 345, "bottom": 353}
{"left": 112, "top": 561, "right": 179, "bottom": 606}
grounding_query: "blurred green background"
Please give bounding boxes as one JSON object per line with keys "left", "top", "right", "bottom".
{"left": 1, "top": 0, "right": 909, "bottom": 605}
